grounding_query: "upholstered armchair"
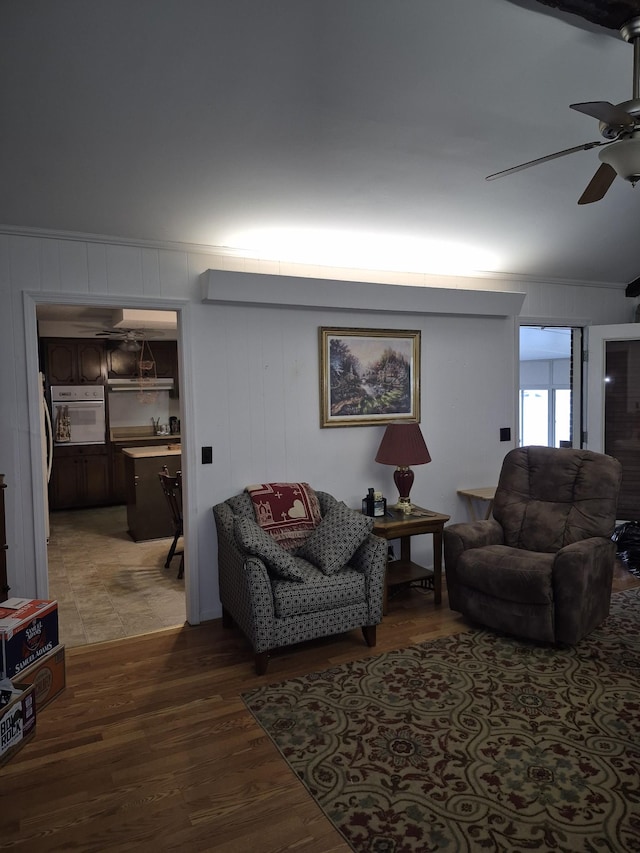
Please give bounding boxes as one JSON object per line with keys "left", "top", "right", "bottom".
{"left": 444, "top": 446, "right": 622, "bottom": 645}
{"left": 213, "top": 485, "right": 386, "bottom": 674}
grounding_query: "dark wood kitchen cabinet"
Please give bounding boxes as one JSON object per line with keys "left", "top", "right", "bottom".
{"left": 44, "top": 339, "right": 107, "bottom": 385}
{"left": 107, "top": 344, "right": 143, "bottom": 378}
{"left": 107, "top": 341, "right": 177, "bottom": 378}
{"left": 49, "top": 446, "right": 110, "bottom": 510}
{"left": 107, "top": 340, "right": 179, "bottom": 395}
{"left": 124, "top": 451, "right": 181, "bottom": 541}
{"left": 148, "top": 341, "right": 177, "bottom": 380}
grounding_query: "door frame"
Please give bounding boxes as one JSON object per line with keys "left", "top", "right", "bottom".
{"left": 585, "top": 322, "right": 640, "bottom": 453}
{"left": 517, "top": 318, "right": 587, "bottom": 449}
{"left": 23, "top": 290, "right": 199, "bottom": 626}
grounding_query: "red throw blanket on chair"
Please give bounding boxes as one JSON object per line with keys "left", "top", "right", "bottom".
{"left": 245, "top": 482, "right": 321, "bottom": 551}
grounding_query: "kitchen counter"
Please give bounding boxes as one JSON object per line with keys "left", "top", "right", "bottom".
{"left": 109, "top": 429, "right": 181, "bottom": 504}
{"left": 122, "top": 444, "right": 181, "bottom": 459}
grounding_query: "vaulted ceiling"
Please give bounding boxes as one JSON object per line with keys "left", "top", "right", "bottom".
{"left": 2, "top": 0, "right": 640, "bottom": 286}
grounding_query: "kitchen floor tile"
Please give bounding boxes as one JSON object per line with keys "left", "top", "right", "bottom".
{"left": 47, "top": 505, "right": 185, "bottom": 649}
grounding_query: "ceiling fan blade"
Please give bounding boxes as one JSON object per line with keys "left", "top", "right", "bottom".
{"left": 570, "top": 101, "right": 634, "bottom": 127}
{"left": 485, "top": 141, "right": 607, "bottom": 181}
{"left": 577, "top": 162, "right": 617, "bottom": 205}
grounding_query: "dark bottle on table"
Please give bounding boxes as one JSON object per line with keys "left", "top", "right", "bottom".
{"left": 362, "top": 488, "right": 375, "bottom": 517}
{"left": 363, "top": 488, "right": 386, "bottom": 517}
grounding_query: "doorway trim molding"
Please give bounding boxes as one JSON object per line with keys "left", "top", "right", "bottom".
{"left": 23, "top": 290, "right": 198, "bottom": 627}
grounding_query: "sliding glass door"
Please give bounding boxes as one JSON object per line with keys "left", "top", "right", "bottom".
{"left": 587, "top": 324, "right": 640, "bottom": 520}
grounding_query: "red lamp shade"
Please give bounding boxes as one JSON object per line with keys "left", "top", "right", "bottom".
{"left": 375, "top": 422, "right": 431, "bottom": 513}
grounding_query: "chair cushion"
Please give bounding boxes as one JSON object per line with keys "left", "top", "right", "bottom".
{"left": 233, "top": 516, "right": 305, "bottom": 582}
{"left": 245, "top": 482, "right": 322, "bottom": 551}
{"left": 271, "top": 562, "right": 366, "bottom": 618}
{"left": 298, "top": 502, "right": 374, "bottom": 575}
{"left": 457, "top": 545, "right": 554, "bottom": 604}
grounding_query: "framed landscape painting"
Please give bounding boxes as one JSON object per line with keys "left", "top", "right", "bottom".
{"left": 319, "top": 327, "right": 420, "bottom": 427}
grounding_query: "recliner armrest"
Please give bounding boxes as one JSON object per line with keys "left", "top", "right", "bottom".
{"left": 552, "top": 537, "right": 616, "bottom": 644}
{"left": 445, "top": 519, "right": 504, "bottom": 553}
{"left": 443, "top": 519, "right": 504, "bottom": 611}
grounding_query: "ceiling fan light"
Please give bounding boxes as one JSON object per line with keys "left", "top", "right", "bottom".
{"left": 598, "top": 138, "right": 640, "bottom": 184}
{"left": 118, "top": 339, "right": 141, "bottom": 352}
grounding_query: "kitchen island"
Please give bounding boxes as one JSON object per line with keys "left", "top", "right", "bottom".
{"left": 110, "top": 428, "right": 180, "bottom": 504}
{"left": 122, "top": 445, "right": 181, "bottom": 541}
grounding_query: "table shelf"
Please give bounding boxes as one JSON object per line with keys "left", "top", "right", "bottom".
{"left": 387, "top": 559, "right": 434, "bottom": 589}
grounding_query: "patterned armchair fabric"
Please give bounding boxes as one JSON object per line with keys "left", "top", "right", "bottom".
{"left": 213, "top": 489, "right": 387, "bottom": 674}
{"left": 444, "top": 446, "right": 622, "bottom": 645}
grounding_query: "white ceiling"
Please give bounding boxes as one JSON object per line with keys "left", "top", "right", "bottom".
{"left": 2, "top": 0, "right": 639, "bottom": 286}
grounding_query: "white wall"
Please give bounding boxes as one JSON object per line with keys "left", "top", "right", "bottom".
{"left": 0, "top": 230, "right": 633, "bottom": 623}
{"left": 107, "top": 390, "right": 180, "bottom": 430}
{"left": 190, "top": 303, "right": 518, "bottom": 612}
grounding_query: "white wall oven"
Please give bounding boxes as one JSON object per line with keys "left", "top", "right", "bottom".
{"left": 50, "top": 385, "right": 106, "bottom": 446}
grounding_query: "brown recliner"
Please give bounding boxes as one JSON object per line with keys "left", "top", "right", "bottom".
{"left": 444, "top": 446, "right": 622, "bottom": 645}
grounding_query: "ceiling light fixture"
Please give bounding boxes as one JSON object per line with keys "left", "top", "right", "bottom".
{"left": 598, "top": 135, "right": 640, "bottom": 186}
{"left": 118, "top": 339, "right": 141, "bottom": 352}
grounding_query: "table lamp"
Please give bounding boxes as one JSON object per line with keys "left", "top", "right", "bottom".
{"left": 375, "top": 422, "right": 431, "bottom": 513}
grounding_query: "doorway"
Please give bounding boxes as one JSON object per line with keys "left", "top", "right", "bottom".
{"left": 36, "top": 302, "right": 186, "bottom": 647}
{"left": 519, "top": 325, "right": 582, "bottom": 448}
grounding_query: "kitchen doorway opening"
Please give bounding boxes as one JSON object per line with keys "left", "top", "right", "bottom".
{"left": 36, "top": 303, "right": 186, "bottom": 649}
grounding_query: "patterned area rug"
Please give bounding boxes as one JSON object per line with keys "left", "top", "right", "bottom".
{"left": 243, "top": 589, "right": 640, "bottom": 852}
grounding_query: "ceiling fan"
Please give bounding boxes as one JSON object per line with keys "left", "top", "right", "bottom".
{"left": 94, "top": 328, "right": 165, "bottom": 352}
{"left": 486, "top": 16, "right": 640, "bottom": 205}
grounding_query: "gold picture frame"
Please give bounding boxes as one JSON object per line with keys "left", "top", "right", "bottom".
{"left": 319, "top": 327, "right": 420, "bottom": 428}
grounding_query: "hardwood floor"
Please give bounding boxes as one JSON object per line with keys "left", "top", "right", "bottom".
{"left": 2, "top": 566, "right": 638, "bottom": 853}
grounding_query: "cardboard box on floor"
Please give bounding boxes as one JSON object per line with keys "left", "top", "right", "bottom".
{"left": 0, "top": 598, "right": 59, "bottom": 680}
{"left": 17, "top": 645, "right": 66, "bottom": 710}
{"left": 0, "top": 682, "right": 36, "bottom": 766}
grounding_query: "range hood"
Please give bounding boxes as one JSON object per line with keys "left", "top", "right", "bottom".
{"left": 107, "top": 377, "right": 175, "bottom": 392}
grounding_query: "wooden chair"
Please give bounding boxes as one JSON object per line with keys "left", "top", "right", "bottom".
{"left": 158, "top": 466, "right": 183, "bottom": 579}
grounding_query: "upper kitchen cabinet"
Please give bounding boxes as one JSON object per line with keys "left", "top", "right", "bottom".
{"left": 107, "top": 340, "right": 179, "bottom": 395}
{"left": 43, "top": 339, "right": 107, "bottom": 385}
{"left": 107, "top": 343, "right": 143, "bottom": 378}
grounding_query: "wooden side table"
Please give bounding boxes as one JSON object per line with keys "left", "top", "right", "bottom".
{"left": 371, "top": 506, "right": 450, "bottom": 614}
{"left": 457, "top": 486, "right": 497, "bottom": 521}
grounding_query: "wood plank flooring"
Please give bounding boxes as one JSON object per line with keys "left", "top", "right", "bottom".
{"left": 2, "top": 565, "right": 638, "bottom": 852}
